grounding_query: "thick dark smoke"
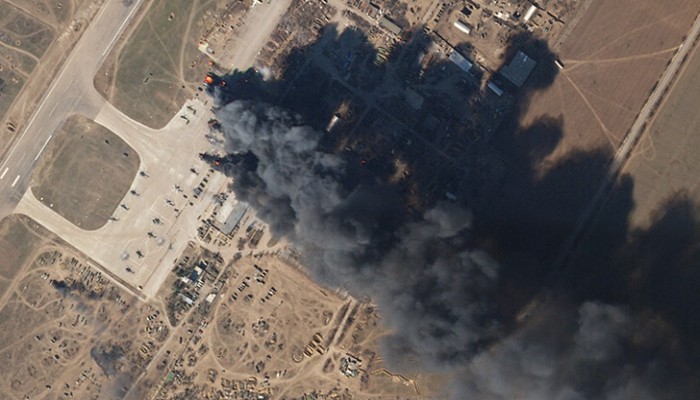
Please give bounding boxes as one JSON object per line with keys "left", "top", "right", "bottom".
{"left": 214, "top": 100, "right": 700, "bottom": 398}
{"left": 456, "top": 301, "right": 699, "bottom": 400}
{"left": 215, "top": 100, "right": 500, "bottom": 369}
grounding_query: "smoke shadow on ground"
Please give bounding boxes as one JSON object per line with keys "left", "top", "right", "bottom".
{"left": 206, "top": 22, "right": 700, "bottom": 397}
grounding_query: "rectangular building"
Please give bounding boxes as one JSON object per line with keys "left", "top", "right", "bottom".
{"left": 379, "top": 16, "right": 402, "bottom": 36}
{"left": 453, "top": 20, "right": 471, "bottom": 35}
{"left": 500, "top": 51, "right": 536, "bottom": 87}
{"left": 448, "top": 50, "right": 473, "bottom": 74}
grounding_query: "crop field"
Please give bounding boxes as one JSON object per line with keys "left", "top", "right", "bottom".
{"left": 31, "top": 115, "right": 140, "bottom": 230}
{"left": 96, "top": 0, "right": 224, "bottom": 129}
{"left": 520, "top": 0, "right": 700, "bottom": 168}
{"left": 620, "top": 44, "right": 700, "bottom": 228}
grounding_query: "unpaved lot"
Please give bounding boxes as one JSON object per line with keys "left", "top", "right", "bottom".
{"left": 0, "top": 215, "right": 47, "bottom": 298}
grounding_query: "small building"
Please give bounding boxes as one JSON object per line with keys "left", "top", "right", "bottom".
{"left": 448, "top": 50, "right": 473, "bottom": 74}
{"left": 180, "top": 293, "right": 195, "bottom": 306}
{"left": 523, "top": 5, "right": 538, "bottom": 22}
{"left": 326, "top": 114, "right": 341, "bottom": 133}
{"left": 198, "top": 42, "right": 214, "bottom": 56}
{"left": 379, "top": 16, "right": 401, "bottom": 36}
{"left": 367, "top": 2, "right": 381, "bottom": 19}
{"left": 487, "top": 81, "right": 504, "bottom": 96}
{"left": 205, "top": 293, "right": 216, "bottom": 303}
{"left": 500, "top": 51, "right": 536, "bottom": 87}
{"left": 213, "top": 197, "right": 250, "bottom": 236}
{"left": 189, "top": 269, "right": 200, "bottom": 282}
{"left": 453, "top": 20, "right": 471, "bottom": 35}
{"left": 404, "top": 88, "right": 424, "bottom": 110}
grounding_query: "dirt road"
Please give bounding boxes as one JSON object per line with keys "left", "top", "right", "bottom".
{"left": 555, "top": 10, "right": 700, "bottom": 272}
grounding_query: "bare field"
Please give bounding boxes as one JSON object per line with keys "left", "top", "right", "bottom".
{"left": 0, "top": 215, "right": 46, "bottom": 288}
{"left": 0, "top": 220, "right": 171, "bottom": 399}
{"left": 31, "top": 115, "right": 140, "bottom": 230}
{"left": 138, "top": 249, "right": 435, "bottom": 399}
{"left": 0, "top": 70, "right": 24, "bottom": 122}
{"left": 521, "top": 0, "right": 700, "bottom": 168}
{"left": 2, "top": 0, "right": 81, "bottom": 27}
{"left": 0, "top": 2, "right": 55, "bottom": 59}
{"left": 0, "top": 0, "right": 55, "bottom": 120}
{"left": 96, "top": 0, "right": 223, "bottom": 129}
{"left": 621, "top": 44, "right": 700, "bottom": 227}
{"left": 0, "top": 44, "right": 37, "bottom": 73}
{"left": 0, "top": 0, "right": 94, "bottom": 142}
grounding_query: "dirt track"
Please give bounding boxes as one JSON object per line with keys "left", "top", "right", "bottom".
{"left": 520, "top": 0, "right": 700, "bottom": 168}
{"left": 624, "top": 42, "right": 700, "bottom": 227}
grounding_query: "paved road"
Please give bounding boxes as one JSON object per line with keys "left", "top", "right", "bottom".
{"left": 0, "top": 0, "right": 146, "bottom": 218}
{"left": 554, "top": 10, "right": 700, "bottom": 273}
{"left": 228, "top": 0, "right": 292, "bottom": 70}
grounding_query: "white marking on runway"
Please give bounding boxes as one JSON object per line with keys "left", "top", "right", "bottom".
{"left": 35, "top": 135, "right": 53, "bottom": 160}
{"left": 102, "top": 4, "right": 140, "bottom": 57}
{"left": 11, "top": 175, "right": 20, "bottom": 188}
{"left": 0, "top": 0, "right": 145, "bottom": 173}
{"left": 0, "top": 168, "right": 7, "bottom": 180}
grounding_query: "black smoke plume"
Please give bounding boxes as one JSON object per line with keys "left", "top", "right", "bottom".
{"left": 208, "top": 26, "right": 700, "bottom": 399}
{"left": 215, "top": 100, "right": 501, "bottom": 370}
{"left": 456, "top": 300, "right": 700, "bottom": 399}
{"left": 213, "top": 98, "right": 700, "bottom": 399}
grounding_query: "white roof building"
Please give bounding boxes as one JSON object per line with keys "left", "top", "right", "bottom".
{"left": 448, "top": 50, "right": 473, "bottom": 74}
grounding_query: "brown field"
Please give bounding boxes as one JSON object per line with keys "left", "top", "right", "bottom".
{"left": 136, "top": 247, "right": 436, "bottom": 399}
{"left": 621, "top": 43, "right": 700, "bottom": 228}
{"left": 0, "top": 0, "right": 56, "bottom": 120}
{"left": 0, "top": 215, "right": 171, "bottom": 399}
{"left": 521, "top": 0, "right": 700, "bottom": 168}
{"left": 0, "top": 215, "right": 51, "bottom": 299}
{"left": 0, "top": 2, "right": 55, "bottom": 59}
{"left": 0, "top": 0, "right": 98, "bottom": 151}
{"left": 31, "top": 115, "right": 140, "bottom": 230}
{"left": 96, "top": 0, "right": 224, "bottom": 129}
